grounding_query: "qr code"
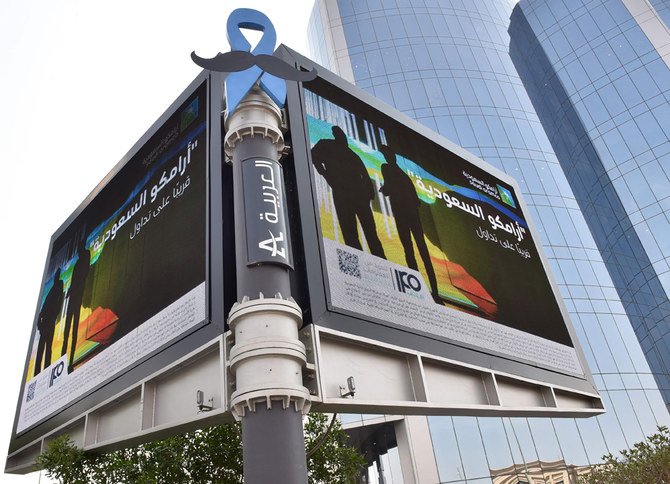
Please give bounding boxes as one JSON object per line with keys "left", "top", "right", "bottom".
{"left": 337, "top": 249, "right": 361, "bottom": 278}
{"left": 26, "top": 381, "right": 36, "bottom": 403}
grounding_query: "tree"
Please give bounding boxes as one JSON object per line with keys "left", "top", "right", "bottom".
{"left": 580, "top": 425, "right": 670, "bottom": 483}
{"left": 36, "top": 413, "right": 365, "bottom": 484}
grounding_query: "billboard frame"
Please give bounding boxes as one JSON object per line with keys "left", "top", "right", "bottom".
{"left": 278, "top": 46, "right": 601, "bottom": 402}
{"left": 7, "top": 69, "right": 235, "bottom": 460}
{"left": 6, "top": 43, "right": 605, "bottom": 475}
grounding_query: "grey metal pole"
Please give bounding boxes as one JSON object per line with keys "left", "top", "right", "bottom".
{"left": 224, "top": 86, "right": 311, "bottom": 484}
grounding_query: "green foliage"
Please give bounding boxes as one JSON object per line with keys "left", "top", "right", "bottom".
{"left": 37, "top": 414, "right": 364, "bottom": 484}
{"left": 305, "top": 413, "right": 365, "bottom": 484}
{"left": 580, "top": 425, "right": 670, "bottom": 484}
{"left": 34, "top": 435, "right": 91, "bottom": 484}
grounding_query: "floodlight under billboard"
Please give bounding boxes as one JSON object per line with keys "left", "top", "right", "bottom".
{"left": 7, "top": 70, "right": 233, "bottom": 468}
{"left": 280, "top": 47, "right": 603, "bottom": 415}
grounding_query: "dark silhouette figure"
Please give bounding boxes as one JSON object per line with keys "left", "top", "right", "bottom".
{"left": 379, "top": 145, "right": 441, "bottom": 302}
{"left": 311, "top": 126, "right": 386, "bottom": 258}
{"left": 35, "top": 268, "right": 64, "bottom": 377}
{"left": 62, "top": 241, "right": 91, "bottom": 372}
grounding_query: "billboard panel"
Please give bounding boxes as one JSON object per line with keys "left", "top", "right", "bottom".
{"left": 285, "top": 69, "right": 595, "bottom": 391}
{"left": 15, "top": 78, "right": 210, "bottom": 436}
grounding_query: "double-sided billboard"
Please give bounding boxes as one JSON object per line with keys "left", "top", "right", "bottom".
{"left": 8, "top": 45, "right": 600, "bottom": 471}
{"left": 287, "top": 69, "right": 592, "bottom": 387}
{"left": 11, "top": 73, "right": 225, "bottom": 443}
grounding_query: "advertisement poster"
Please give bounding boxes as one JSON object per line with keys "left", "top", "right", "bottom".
{"left": 17, "top": 82, "right": 208, "bottom": 433}
{"left": 304, "top": 82, "right": 582, "bottom": 376}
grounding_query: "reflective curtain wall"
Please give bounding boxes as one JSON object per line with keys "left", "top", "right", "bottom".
{"left": 510, "top": 0, "right": 670, "bottom": 407}
{"left": 308, "top": 0, "right": 670, "bottom": 482}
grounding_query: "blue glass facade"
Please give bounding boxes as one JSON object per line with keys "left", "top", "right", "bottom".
{"left": 509, "top": 0, "right": 670, "bottom": 407}
{"left": 650, "top": 0, "right": 670, "bottom": 30}
{"left": 308, "top": 0, "right": 670, "bottom": 481}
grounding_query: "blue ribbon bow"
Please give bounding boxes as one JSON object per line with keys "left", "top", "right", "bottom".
{"left": 225, "top": 8, "right": 286, "bottom": 115}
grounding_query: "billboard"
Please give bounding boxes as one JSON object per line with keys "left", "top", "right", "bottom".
{"left": 286, "top": 69, "right": 593, "bottom": 389}
{"left": 12, "top": 75, "right": 216, "bottom": 439}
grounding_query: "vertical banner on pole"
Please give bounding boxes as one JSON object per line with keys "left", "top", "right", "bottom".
{"left": 242, "top": 158, "right": 293, "bottom": 269}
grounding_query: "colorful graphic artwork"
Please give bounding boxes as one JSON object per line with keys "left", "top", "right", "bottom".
{"left": 18, "top": 82, "right": 208, "bottom": 433}
{"left": 303, "top": 82, "right": 581, "bottom": 375}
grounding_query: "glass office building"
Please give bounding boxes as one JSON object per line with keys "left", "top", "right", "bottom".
{"left": 307, "top": 0, "right": 670, "bottom": 482}
{"left": 510, "top": 0, "right": 670, "bottom": 407}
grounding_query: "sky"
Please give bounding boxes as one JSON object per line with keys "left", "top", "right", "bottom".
{"left": 0, "top": 1, "right": 314, "bottom": 481}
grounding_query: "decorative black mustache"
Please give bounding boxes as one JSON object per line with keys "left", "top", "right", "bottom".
{"left": 191, "top": 51, "right": 318, "bottom": 82}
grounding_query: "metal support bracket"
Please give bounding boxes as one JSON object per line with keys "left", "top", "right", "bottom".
{"left": 227, "top": 295, "right": 312, "bottom": 419}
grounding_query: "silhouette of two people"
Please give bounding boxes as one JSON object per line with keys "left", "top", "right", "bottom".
{"left": 35, "top": 268, "right": 64, "bottom": 377}
{"left": 62, "top": 241, "right": 91, "bottom": 372}
{"left": 379, "top": 145, "right": 441, "bottom": 302}
{"left": 311, "top": 126, "right": 385, "bottom": 258}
